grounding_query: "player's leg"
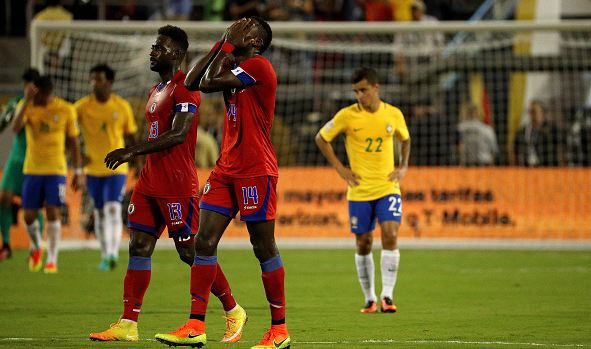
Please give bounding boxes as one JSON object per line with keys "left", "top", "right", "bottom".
{"left": 171, "top": 211, "right": 245, "bottom": 343}
{"left": 350, "top": 200, "right": 378, "bottom": 313}
{"left": 21, "top": 175, "right": 44, "bottom": 271}
{"left": 236, "top": 176, "right": 289, "bottom": 349}
{"left": 155, "top": 209, "right": 230, "bottom": 347}
{"left": 376, "top": 194, "right": 403, "bottom": 313}
{"left": 0, "top": 189, "right": 14, "bottom": 260}
{"left": 155, "top": 172, "right": 235, "bottom": 346}
{"left": 87, "top": 176, "right": 109, "bottom": 270}
{"left": 103, "top": 174, "right": 127, "bottom": 269}
{"left": 0, "top": 158, "right": 25, "bottom": 259}
{"left": 90, "top": 191, "right": 162, "bottom": 342}
{"left": 42, "top": 175, "right": 67, "bottom": 273}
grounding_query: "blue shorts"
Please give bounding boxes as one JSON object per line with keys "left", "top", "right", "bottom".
{"left": 348, "top": 194, "right": 402, "bottom": 234}
{"left": 22, "top": 175, "right": 67, "bottom": 209}
{"left": 87, "top": 174, "right": 127, "bottom": 209}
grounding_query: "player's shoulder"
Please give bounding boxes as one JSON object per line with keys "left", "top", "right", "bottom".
{"left": 52, "top": 96, "right": 74, "bottom": 109}
{"left": 382, "top": 102, "right": 405, "bottom": 120}
{"left": 111, "top": 94, "right": 132, "bottom": 107}
{"left": 340, "top": 103, "right": 363, "bottom": 116}
{"left": 74, "top": 95, "right": 92, "bottom": 108}
{"left": 240, "top": 55, "right": 275, "bottom": 72}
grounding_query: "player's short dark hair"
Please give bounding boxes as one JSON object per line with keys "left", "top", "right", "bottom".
{"left": 250, "top": 16, "right": 272, "bottom": 53}
{"left": 46, "top": 0, "right": 62, "bottom": 6}
{"left": 90, "top": 63, "right": 115, "bottom": 81}
{"left": 34, "top": 75, "right": 53, "bottom": 93}
{"left": 22, "top": 68, "right": 40, "bottom": 83}
{"left": 352, "top": 67, "right": 379, "bottom": 85}
{"left": 158, "top": 25, "right": 189, "bottom": 52}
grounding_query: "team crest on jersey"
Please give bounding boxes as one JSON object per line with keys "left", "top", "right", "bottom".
{"left": 53, "top": 114, "right": 60, "bottom": 123}
{"left": 112, "top": 112, "right": 119, "bottom": 120}
{"left": 128, "top": 203, "right": 135, "bottom": 214}
{"left": 386, "top": 124, "right": 393, "bottom": 134}
{"left": 150, "top": 102, "right": 157, "bottom": 113}
{"left": 203, "top": 181, "right": 211, "bottom": 195}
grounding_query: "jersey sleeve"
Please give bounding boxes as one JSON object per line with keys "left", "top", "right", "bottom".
{"left": 394, "top": 108, "right": 410, "bottom": 141}
{"left": 122, "top": 100, "right": 138, "bottom": 134}
{"left": 319, "top": 108, "right": 349, "bottom": 142}
{"left": 232, "top": 56, "right": 269, "bottom": 87}
{"left": 65, "top": 104, "right": 80, "bottom": 137}
{"left": 173, "top": 84, "right": 199, "bottom": 114}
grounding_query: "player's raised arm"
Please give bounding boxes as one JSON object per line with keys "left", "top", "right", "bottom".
{"left": 199, "top": 19, "right": 258, "bottom": 93}
{"left": 11, "top": 84, "right": 38, "bottom": 133}
{"left": 184, "top": 35, "right": 225, "bottom": 91}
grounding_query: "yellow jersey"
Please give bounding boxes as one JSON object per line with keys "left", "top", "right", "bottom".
{"left": 320, "top": 102, "right": 409, "bottom": 201}
{"left": 75, "top": 94, "right": 137, "bottom": 176}
{"left": 21, "top": 97, "right": 79, "bottom": 175}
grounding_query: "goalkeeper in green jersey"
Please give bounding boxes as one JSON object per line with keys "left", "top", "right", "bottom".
{"left": 0, "top": 68, "right": 44, "bottom": 261}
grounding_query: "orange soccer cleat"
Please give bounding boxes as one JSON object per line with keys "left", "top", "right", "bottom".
{"left": 380, "top": 297, "right": 398, "bottom": 313}
{"left": 360, "top": 300, "right": 378, "bottom": 313}
{"left": 251, "top": 324, "right": 290, "bottom": 349}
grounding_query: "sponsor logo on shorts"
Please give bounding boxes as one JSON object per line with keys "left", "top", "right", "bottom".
{"left": 128, "top": 203, "right": 135, "bottom": 214}
{"left": 150, "top": 102, "right": 157, "bottom": 113}
{"left": 203, "top": 181, "right": 211, "bottom": 194}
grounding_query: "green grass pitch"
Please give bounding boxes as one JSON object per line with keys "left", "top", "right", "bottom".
{"left": 0, "top": 248, "right": 590, "bottom": 348}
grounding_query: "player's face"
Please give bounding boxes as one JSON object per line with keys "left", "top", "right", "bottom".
{"left": 352, "top": 79, "right": 379, "bottom": 109}
{"left": 90, "top": 71, "right": 112, "bottom": 96}
{"left": 150, "top": 35, "right": 176, "bottom": 72}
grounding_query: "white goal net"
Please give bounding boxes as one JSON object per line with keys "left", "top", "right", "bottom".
{"left": 30, "top": 20, "right": 591, "bottom": 241}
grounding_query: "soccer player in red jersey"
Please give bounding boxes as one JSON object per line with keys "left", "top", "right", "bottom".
{"left": 89, "top": 25, "right": 245, "bottom": 343}
{"left": 155, "top": 17, "right": 290, "bottom": 349}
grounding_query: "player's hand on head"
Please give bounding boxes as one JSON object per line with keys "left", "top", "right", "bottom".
{"left": 104, "top": 148, "right": 132, "bottom": 170}
{"left": 24, "top": 84, "right": 38, "bottom": 101}
{"left": 226, "top": 18, "right": 255, "bottom": 48}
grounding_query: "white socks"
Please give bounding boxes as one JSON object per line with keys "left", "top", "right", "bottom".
{"left": 380, "top": 249, "right": 400, "bottom": 300}
{"left": 46, "top": 220, "right": 61, "bottom": 265}
{"left": 355, "top": 253, "right": 377, "bottom": 303}
{"left": 104, "top": 202, "right": 123, "bottom": 259}
{"left": 94, "top": 209, "right": 107, "bottom": 259}
{"left": 26, "top": 220, "right": 42, "bottom": 250}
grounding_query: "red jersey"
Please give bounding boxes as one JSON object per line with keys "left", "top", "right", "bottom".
{"left": 216, "top": 55, "right": 278, "bottom": 178}
{"left": 134, "top": 70, "right": 200, "bottom": 197}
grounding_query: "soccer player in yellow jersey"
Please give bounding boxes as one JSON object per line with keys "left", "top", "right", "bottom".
{"left": 316, "top": 67, "right": 411, "bottom": 313}
{"left": 12, "top": 75, "right": 85, "bottom": 273}
{"left": 75, "top": 64, "right": 137, "bottom": 271}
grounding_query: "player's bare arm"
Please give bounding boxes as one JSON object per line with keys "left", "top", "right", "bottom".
{"left": 11, "top": 84, "right": 38, "bottom": 133}
{"left": 199, "top": 19, "right": 257, "bottom": 93}
{"left": 67, "top": 135, "right": 86, "bottom": 191}
{"left": 315, "top": 132, "right": 361, "bottom": 186}
{"left": 389, "top": 138, "right": 411, "bottom": 182}
{"left": 104, "top": 111, "right": 194, "bottom": 170}
{"left": 184, "top": 32, "right": 226, "bottom": 91}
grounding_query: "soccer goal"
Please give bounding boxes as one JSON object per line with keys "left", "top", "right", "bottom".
{"left": 29, "top": 20, "right": 591, "bottom": 244}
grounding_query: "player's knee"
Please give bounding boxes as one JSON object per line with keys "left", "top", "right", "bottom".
{"left": 194, "top": 235, "right": 217, "bottom": 255}
{"left": 176, "top": 246, "right": 194, "bottom": 266}
{"left": 128, "top": 240, "right": 152, "bottom": 257}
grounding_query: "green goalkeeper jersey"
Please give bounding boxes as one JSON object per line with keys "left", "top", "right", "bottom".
{"left": 1, "top": 95, "right": 27, "bottom": 162}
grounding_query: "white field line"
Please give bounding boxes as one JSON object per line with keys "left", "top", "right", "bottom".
{"left": 58, "top": 238, "right": 591, "bottom": 251}
{"left": 2, "top": 338, "right": 589, "bottom": 347}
